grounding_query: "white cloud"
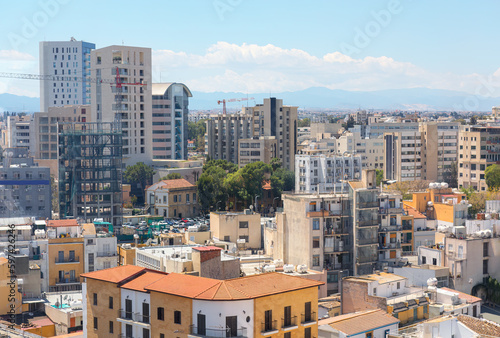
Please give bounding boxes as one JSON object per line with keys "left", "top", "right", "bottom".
{"left": 153, "top": 42, "right": 500, "bottom": 95}
{"left": 0, "top": 49, "right": 38, "bottom": 97}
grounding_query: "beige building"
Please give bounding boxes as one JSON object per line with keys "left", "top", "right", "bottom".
{"left": 336, "top": 131, "right": 385, "bottom": 170}
{"left": 238, "top": 136, "right": 277, "bottom": 167}
{"left": 146, "top": 178, "right": 199, "bottom": 218}
{"left": 91, "top": 45, "right": 152, "bottom": 165}
{"left": 458, "top": 125, "right": 500, "bottom": 191}
{"left": 210, "top": 210, "right": 262, "bottom": 249}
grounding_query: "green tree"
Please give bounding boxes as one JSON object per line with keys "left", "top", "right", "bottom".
{"left": 197, "top": 164, "right": 229, "bottom": 213}
{"left": 486, "top": 164, "right": 500, "bottom": 191}
{"left": 297, "top": 118, "right": 310, "bottom": 128}
{"left": 50, "top": 175, "right": 59, "bottom": 214}
{"left": 270, "top": 167, "right": 295, "bottom": 196}
{"left": 376, "top": 169, "right": 384, "bottom": 187}
{"left": 203, "top": 159, "right": 238, "bottom": 174}
{"left": 470, "top": 115, "right": 478, "bottom": 125}
{"left": 443, "top": 162, "right": 458, "bottom": 188}
{"left": 238, "top": 161, "right": 272, "bottom": 206}
{"left": 124, "top": 162, "right": 155, "bottom": 203}
{"left": 342, "top": 116, "right": 355, "bottom": 130}
{"left": 270, "top": 157, "right": 282, "bottom": 172}
{"left": 188, "top": 120, "right": 207, "bottom": 151}
{"left": 130, "top": 195, "right": 138, "bottom": 207}
{"left": 224, "top": 171, "right": 245, "bottom": 210}
{"left": 160, "top": 172, "right": 182, "bottom": 180}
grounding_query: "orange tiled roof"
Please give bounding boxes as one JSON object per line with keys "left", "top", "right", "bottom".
{"left": 405, "top": 207, "right": 426, "bottom": 219}
{"left": 28, "top": 317, "right": 54, "bottom": 328}
{"left": 441, "top": 287, "right": 482, "bottom": 304}
{"left": 149, "top": 179, "right": 195, "bottom": 191}
{"left": 319, "top": 309, "right": 399, "bottom": 335}
{"left": 262, "top": 180, "right": 272, "bottom": 190}
{"left": 47, "top": 219, "right": 79, "bottom": 227}
{"left": 146, "top": 272, "right": 323, "bottom": 300}
{"left": 0, "top": 257, "right": 7, "bottom": 265}
{"left": 457, "top": 314, "right": 500, "bottom": 336}
{"left": 121, "top": 271, "right": 168, "bottom": 292}
{"left": 81, "top": 265, "right": 145, "bottom": 284}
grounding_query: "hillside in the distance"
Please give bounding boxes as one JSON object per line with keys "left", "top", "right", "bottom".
{"left": 0, "top": 93, "right": 40, "bottom": 112}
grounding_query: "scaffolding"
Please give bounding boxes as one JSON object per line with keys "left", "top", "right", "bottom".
{"left": 58, "top": 122, "right": 123, "bottom": 226}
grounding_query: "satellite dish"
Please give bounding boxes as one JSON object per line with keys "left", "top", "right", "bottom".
{"left": 231, "top": 247, "right": 237, "bottom": 253}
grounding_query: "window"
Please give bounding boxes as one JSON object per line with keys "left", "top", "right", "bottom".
{"left": 284, "top": 332, "right": 291, "bottom": 338}
{"left": 158, "top": 307, "right": 164, "bottom": 320}
{"left": 432, "top": 258, "right": 437, "bottom": 265}
{"left": 93, "top": 293, "right": 97, "bottom": 306}
{"left": 174, "top": 310, "right": 181, "bottom": 324}
{"left": 224, "top": 235, "right": 230, "bottom": 242}
{"left": 109, "top": 296, "right": 113, "bottom": 309}
{"left": 397, "top": 282, "right": 400, "bottom": 289}
{"left": 373, "top": 287, "right": 377, "bottom": 296}
{"left": 366, "top": 332, "right": 373, "bottom": 338}
{"left": 239, "top": 221, "right": 248, "bottom": 228}
{"left": 312, "top": 237, "right": 320, "bottom": 248}
{"left": 305, "top": 327, "right": 312, "bottom": 338}
{"left": 312, "top": 218, "right": 320, "bottom": 230}
{"left": 186, "top": 194, "right": 189, "bottom": 202}
{"left": 109, "top": 321, "right": 113, "bottom": 333}
{"left": 422, "top": 256, "right": 426, "bottom": 264}
{"left": 283, "top": 306, "right": 292, "bottom": 327}
{"left": 160, "top": 334, "right": 165, "bottom": 338}
{"left": 483, "top": 242, "right": 488, "bottom": 257}
{"left": 312, "top": 255, "right": 320, "bottom": 266}
{"left": 93, "top": 317, "right": 98, "bottom": 330}
{"left": 264, "top": 310, "right": 273, "bottom": 331}
{"left": 174, "top": 195, "right": 177, "bottom": 202}
{"left": 483, "top": 260, "right": 488, "bottom": 274}
{"left": 143, "top": 328, "right": 150, "bottom": 338}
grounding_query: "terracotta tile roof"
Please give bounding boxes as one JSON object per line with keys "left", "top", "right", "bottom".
{"left": 28, "top": 317, "right": 54, "bottom": 327}
{"left": 150, "top": 178, "right": 194, "bottom": 191}
{"left": 404, "top": 207, "right": 427, "bottom": 219}
{"left": 457, "top": 314, "right": 500, "bottom": 336}
{"left": 48, "top": 219, "right": 79, "bottom": 227}
{"left": 262, "top": 180, "right": 272, "bottom": 190}
{"left": 0, "top": 257, "right": 7, "bottom": 265}
{"left": 121, "top": 271, "right": 168, "bottom": 292}
{"left": 319, "top": 309, "right": 399, "bottom": 335}
{"left": 81, "top": 265, "right": 145, "bottom": 283}
{"left": 146, "top": 272, "right": 323, "bottom": 300}
{"left": 441, "top": 287, "right": 482, "bottom": 304}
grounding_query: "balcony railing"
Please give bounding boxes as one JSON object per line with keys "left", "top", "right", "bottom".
{"left": 358, "top": 201, "right": 379, "bottom": 208}
{"left": 118, "top": 309, "right": 150, "bottom": 324}
{"left": 55, "top": 256, "right": 79, "bottom": 264}
{"left": 55, "top": 277, "right": 80, "bottom": 284}
{"left": 281, "top": 315, "right": 297, "bottom": 329}
{"left": 96, "top": 251, "right": 118, "bottom": 257}
{"left": 358, "top": 220, "right": 379, "bottom": 227}
{"left": 261, "top": 320, "right": 277, "bottom": 333}
{"left": 301, "top": 312, "right": 316, "bottom": 324}
{"left": 189, "top": 325, "right": 247, "bottom": 337}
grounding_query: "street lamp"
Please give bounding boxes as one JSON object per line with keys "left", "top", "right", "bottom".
{"left": 254, "top": 195, "right": 259, "bottom": 213}
{"left": 216, "top": 201, "right": 221, "bottom": 211}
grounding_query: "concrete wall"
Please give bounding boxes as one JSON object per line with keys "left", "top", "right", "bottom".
{"left": 210, "top": 212, "right": 261, "bottom": 249}
{"left": 83, "top": 279, "right": 122, "bottom": 338}
{"left": 150, "top": 290, "right": 192, "bottom": 338}
{"left": 341, "top": 279, "right": 386, "bottom": 314}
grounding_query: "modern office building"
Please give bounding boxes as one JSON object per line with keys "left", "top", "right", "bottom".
{"left": 90, "top": 45, "right": 152, "bottom": 165}
{"left": 0, "top": 148, "right": 51, "bottom": 219}
{"left": 458, "top": 125, "right": 500, "bottom": 191}
{"left": 39, "top": 38, "right": 96, "bottom": 111}
{"left": 295, "top": 154, "right": 362, "bottom": 193}
{"left": 151, "top": 83, "right": 192, "bottom": 160}
{"left": 205, "top": 113, "right": 254, "bottom": 164}
{"left": 243, "top": 98, "right": 298, "bottom": 171}
{"left": 58, "top": 122, "right": 123, "bottom": 226}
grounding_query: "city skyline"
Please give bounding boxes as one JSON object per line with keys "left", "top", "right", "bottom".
{"left": 1, "top": 1, "right": 500, "bottom": 99}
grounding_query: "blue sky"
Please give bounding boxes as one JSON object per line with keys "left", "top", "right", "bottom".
{"left": 1, "top": 0, "right": 500, "bottom": 97}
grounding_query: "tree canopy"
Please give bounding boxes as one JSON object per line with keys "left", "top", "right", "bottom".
{"left": 297, "top": 118, "right": 310, "bottom": 128}
{"left": 485, "top": 164, "right": 500, "bottom": 191}
{"left": 124, "top": 162, "right": 155, "bottom": 203}
{"left": 160, "top": 172, "right": 182, "bottom": 181}
{"left": 188, "top": 120, "right": 207, "bottom": 152}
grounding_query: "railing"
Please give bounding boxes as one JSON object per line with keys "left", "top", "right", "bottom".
{"left": 96, "top": 251, "right": 118, "bottom": 257}
{"left": 301, "top": 312, "right": 316, "bottom": 324}
{"left": 379, "top": 226, "right": 402, "bottom": 232}
{"left": 118, "top": 309, "right": 150, "bottom": 324}
{"left": 261, "top": 320, "right": 277, "bottom": 333}
{"left": 189, "top": 325, "right": 247, "bottom": 337}
{"left": 358, "top": 220, "right": 379, "bottom": 227}
{"left": 358, "top": 201, "right": 379, "bottom": 208}
{"left": 55, "top": 277, "right": 80, "bottom": 284}
{"left": 358, "top": 238, "right": 378, "bottom": 245}
{"left": 55, "top": 256, "right": 79, "bottom": 264}
{"left": 281, "top": 316, "right": 297, "bottom": 329}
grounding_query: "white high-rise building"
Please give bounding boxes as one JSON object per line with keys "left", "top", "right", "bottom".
{"left": 39, "top": 38, "right": 95, "bottom": 111}
{"left": 90, "top": 45, "right": 152, "bottom": 165}
{"left": 295, "top": 154, "right": 363, "bottom": 193}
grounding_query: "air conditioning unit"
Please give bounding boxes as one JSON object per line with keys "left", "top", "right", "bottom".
{"left": 392, "top": 292, "right": 399, "bottom": 296}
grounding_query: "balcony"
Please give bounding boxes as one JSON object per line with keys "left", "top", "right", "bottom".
{"left": 96, "top": 251, "right": 118, "bottom": 257}
{"left": 358, "top": 220, "right": 379, "bottom": 227}
{"left": 189, "top": 325, "right": 247, "bottom": 337}
{"left": 358, "top": 201, "right": 379, "bottom": 208}
{"left": 379, "top": 225, "right": 402, "bottom": 232}
{"left": 281, "top": 316, "right": 297, "bottom": 330}
{"left": 380, "top": 207, "right": 403, "bottom": 215}
{"left": 118, "top": 309, "right": 150, "bottom": 325}
{"left": 55, "top": 277, "right": 80, "bottom": 284}
{"left": 301, "top": 312, "right": 316, "bottom": 325}
{"left": 55, "top": 256, "right": 79, "bottom": 264}
{"left": 261, "top": 320, "right": 278, "bottom": 335}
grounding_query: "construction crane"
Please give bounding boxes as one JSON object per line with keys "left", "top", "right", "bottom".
{"left": 217, "top": 96, "right": 255, "bottom": 114}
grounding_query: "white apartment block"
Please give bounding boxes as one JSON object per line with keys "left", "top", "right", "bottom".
{"left": 151, "top": 83, "right": 192, "bottom": 160}
{"left": 2, "top": 115, "right": 35, "bottom": 156}
{"left": 335, "top": 131, "right": 385, "bottom": 170}
{"left": 39, "top": 39, "right": 95, "bottom": 112}
{"left": 295, "top": 154, "right": 362, "bottom": 193}
{"left": 91, "top": 45, "right": 152, "bottom": 165}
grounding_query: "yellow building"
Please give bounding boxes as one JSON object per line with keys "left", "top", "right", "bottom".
{"left": 117, "top": 244, "right": 136, "bottom": 266}
{"left": 210, "top": 210, "right": 262, "bottom": 249}
{"left": 47, "top": 220, "right": 85, "bottom": 292}
{"left": 146, "top": 178, "right": 199, "bottom": 218}
{"left": 0, "top": 257, "right": 22, "bottom": 316}
{"left": 82, "top": 265, "right": 323, "bottom": 337}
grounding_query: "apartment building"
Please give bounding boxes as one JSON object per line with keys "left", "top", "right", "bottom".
{"left": 210, "top": 210, "right": 262, "bottom": 249}
{"left": 238, "top": 136, "right": 277, "bottom": 167}
{"left": 91, "top": 45, "right": 152, "bottom": 165}
{"left": 82, "top": 265, "right": 323, "bottom": 338}
{"left": 146, "top": 178, "right": 199, "bottom": 218}
{"left": 335, "top": 131, "right": 385, "bottom": 170}
{"left": 2, "top": 115, "right": 35, "bottom": 156}
{"left": 205, "top": 113, "right": 254, "bottom": 164}
{"left": 0, "top": 148, "right": 51, "bottom": 219}
{"left": 151, "top": 83, "right": 192, "bottom": 160}
{"left": 295, "top": 154, "right": 362, "bottom": 193}
{"left": 384, "top": 122, "right": 459, "bottom": 182}
{"left": 33, "top": 105, "right": 90, "bottom": 160}
{"left": 458, "top": 125, "right": 500, "bottom": 190}
{"left": 39, "top": 39, "right": 95, "bottom": 111}
{"left": 243, "top": 98, "right": 298, "bottom": 171}
{"left": 273, "top": 192, "right": 352, "bottom": 295}
{"left": 342, "top": 272, "right": 430, "bottom": 326}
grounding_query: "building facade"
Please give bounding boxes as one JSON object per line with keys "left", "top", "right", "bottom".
{"left": 2, "top": 115, "right": 35, "bottom": 156}
{"left": 146, "top": 178, "right": 199, "bottom": 218}
{"left": 39, "top": 39, "right": 95, "bottom": 111}
{"left": 91, "top": 45, "right": 152, "bottom": 165}
{"left": 151, "top": 83, "right": 192, "bottom": 160}
{"left": 238, "top": 136, "right": 277, "bottom": 167}
{"left": 210, "top": 211, "right": 262, "bottom": 249}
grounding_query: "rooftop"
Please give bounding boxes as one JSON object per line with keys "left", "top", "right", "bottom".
{"left": 81, "top": 265, "right": 145, "bottom": 283}
{"left": 346, "top": 272, "right": 406, "bottom": 284}
{"left": 47, "top": 219, "right": 79, "bottom": 228}
{"left": 121, "top": 271, "right": 167, "bottom": 292}
{"left": 319, "top": 309, "right": 399, "bottom": 336}
{"left": 440, "top": 287, "right": 482, "bottom": 304}
{"left": 457, "top": 314, "right": 500, "bottom": 336}
{"left": 148, "top": 178, "right": 195, "bottom": 191}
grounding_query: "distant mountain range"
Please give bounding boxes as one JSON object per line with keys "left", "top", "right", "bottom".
{"left": 1, "top": 87, "right": 499, "bottom": 112}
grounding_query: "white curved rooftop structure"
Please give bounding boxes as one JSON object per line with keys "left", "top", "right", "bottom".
{"left": 152, "top": 82, "right": 192, "bottom": 97}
